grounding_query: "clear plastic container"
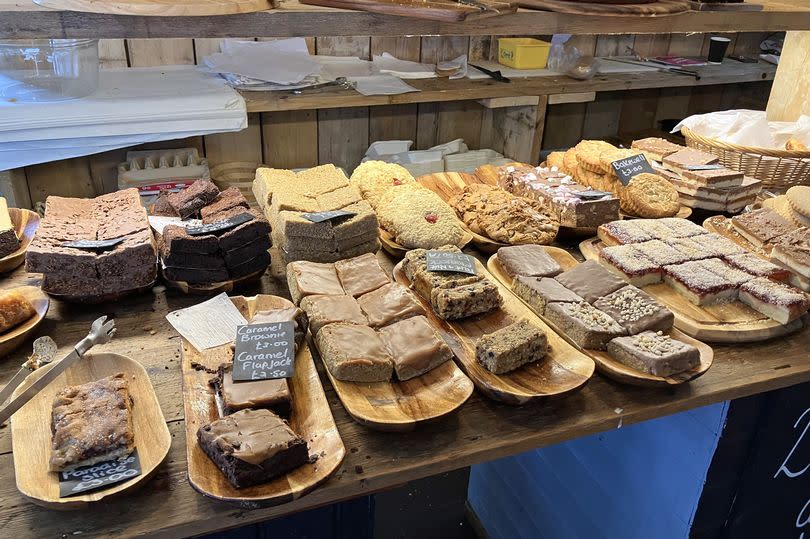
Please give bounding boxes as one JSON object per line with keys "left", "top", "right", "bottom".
{"left": 0, "top": 39, "right": 99, "bottom": 102}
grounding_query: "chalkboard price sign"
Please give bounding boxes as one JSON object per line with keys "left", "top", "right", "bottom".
{"left": 186, "top": 212, "right": 252, "bottom": 236}
{"left": 301, "top": 210, "right": 357, "bottom": 223}
{"left": 611, "top": 154, "right": 655, "bottom": 185}
{"left": 61, "top": 237, "right": 124, "bottom": 250}
{"left": 232, "top": 321, "right": 296, "bottom": 381}
{"left": 59, "top": 450, "right": 142, "bottom": 497}
{"left": 425, "top": 250, "right": 477, "bottom": 275}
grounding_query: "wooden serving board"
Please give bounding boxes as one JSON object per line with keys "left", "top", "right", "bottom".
{"left": 299, "top": 0, "right": 516, "bottom": 22}
{"left": 0, "top": 285, "right": 49, "bottom": 358}
{"left": 519, "top": 0, "right": 688, "bottom": 14}
{"left": 0, "top": 209, "right": 39, "bottom": 274}
{"left": 33, "top": 0, "right": 273, "bottom": 16}
{"left": 487, "top": 250, "right": 714, "bottom": 387}
{"left": 416, "top": 172, "right": 508, "bottom": 254}
{"left": 10, "top": 352, "right": 171, "bottom": 510}
{"left": 162, "top": 267, "right": 266, "bottom": 295}
{"left": 180, "top": 294, "right": 345, "bottom": 505}
{"left": 379, "top": 228, "right": 474, "bottom": 259}
{"left": 392, "top": 260, "right": 595, "bottom": 404}
{"left": 579, "top": 237, "right": 804, "bottom": 343}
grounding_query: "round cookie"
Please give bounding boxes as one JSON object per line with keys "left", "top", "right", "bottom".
{"left": 563, "top": 148, "right": 579, "bottom": 175}
{"left": 623, "top": 173, "right": 680, "bottom": 218}
{"left": 576, "top": 165, "right": 608, "bottom": 192}
{"left": 546, "top": 151, "right": 566, "bottom": 171}
{"left": 575, "top": 140, "right": 617, "bottom": 174}
{"left": 786, "top": 186, "right": 810, "bottom": 220}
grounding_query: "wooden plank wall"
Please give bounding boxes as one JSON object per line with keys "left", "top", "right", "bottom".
{"left": 6, "top": 32, "right": 773, "bottom": 208}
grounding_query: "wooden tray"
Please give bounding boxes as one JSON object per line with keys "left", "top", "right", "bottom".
{"left": 180, "top": 294, "right": 345, "bottom": 505}
{"left": 46, "top": 280, "right": 156, "bottom": 304}
{"left": 379, "top": 228, "right": 473, "bottom": 259}
{"left": 33, "top": 0, "right": 273, "bottom": 16}
{"left": 0, "top": 208, "right": 39, "bottom": 274}
{"left": 299, "top": 0, "right": 516, "bottom": 22}
{"left": 579, "top": 237, "right": 804, "bottom": 343}
{"left": 10, "top": 352, "right": 171, "bottom": 510}
{"left": 417, "top": 172, "right": 509, "bottom": 254}
{"left": 520, "top": 0, "right": 688, "bottom": 15}
{"left": 162, "top": 267, "right": 265, "bottom": 295}
{"left": 487, "top": 250, "right": 714, "bottom": 387}
{"left": 0, "top": 286, "right": 49, "bottom": 358}
{"left": 392, "top": 260, "right": 595, "bottom": 404}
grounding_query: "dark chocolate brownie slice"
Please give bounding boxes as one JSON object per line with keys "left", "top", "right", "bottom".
{"left": 168, "top": 179, "right": 219, "bottom": 219}
{"left": 228, "top": 251, "right": 270, "bottom": 278}
{"left": 95, "top": 230, "right": 157, "bottom": 278}
{"left": 163, "top": 251, "right": 227, "bottom": 271}
{"left": 26, "top": 238, "right": 98, "bottom": 275}
{"left": 223, "top": 235, "right": 271, "bottom": 267}
{"left": 151, "top": 190, "right": 178, "bottom": 217}
{"left": 200, "top": 187, "right": 249, "bottom": 223}
{"left": 162, "top": 225, "right": 220, "bottom": 254}
{"left": 43, "top": 264, "right": 156, "bottom": 296}
{"left": 197, "top": 409, "right": 309, "bottom": 489}
{"left": 0, "top": 228, "right": 20, "bottom": 258}
{"left": 163, "top": 264, "right": 229, "bottom": 284}
{"left": 218, "top": 210, "right": 271, "bottom": 251}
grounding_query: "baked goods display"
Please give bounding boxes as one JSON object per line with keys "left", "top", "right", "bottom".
{"left": 475, "top": 320, "right": 548, "bottom": 374}
{"left": 0, "top": 289, "right": 36, "bottom": 333}
{"left": 26, "top": 189, "right": 157, "bottom": 298}
{"left": 350, "top": 161, "right": 417, "bottom": 209}
{"left": 495, "top": 163, "right": 620, "bottom": 229}
{"left": 377, "top": 184, "right": 466, "bottom": 250}
{"left": 606, "top": 332, "right": 700, "bottom": 378}
{"left": 496, "top": 245, "right": 562, "bottom": 279}
{"left": 0, "top": 197, "right": 20, "bottom": 258}
{"left": 448, "top": 184, "right": 559, "bottom": 245}
{"left": 156, "top": 181, "right": 271, "bottom": 285}
{"left": 786, "top": 186, "right": 810, "bottom": 227}
{"left": 594, "top": 218, "right": 810, "bottom": 323}
{"left": 291, "top": 252, "right": 453, "bottom": 383}
{"left": 731, "top": 208, "right": 796, "bottom": 249}
{"left": 197, "top": 409, "right": 309, "bottom": 489}
{"left": 254, "top": 165, "right": 380, "bottom": 263}
{"left": 49, "top": 373, "right": 135, "bottom": 472}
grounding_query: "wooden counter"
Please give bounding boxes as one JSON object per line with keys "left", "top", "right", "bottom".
{"left": 0, "top": 250, "right": 808, "bottom": 538}
{"left": 2, "top": 0, "right": 810, "bottom": 39}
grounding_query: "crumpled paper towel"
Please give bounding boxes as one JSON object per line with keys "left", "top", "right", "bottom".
{"left": 673, "top": 109, "right": 810, "bottom": 149}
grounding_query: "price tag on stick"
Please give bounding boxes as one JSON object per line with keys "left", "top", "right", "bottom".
{"left": 425, "top": 251, "right": 477, "bottom": 275}
{"left": 186, "top": 213, "right": 253, "bottom": 236}
{"left": 301, "top": 210, "right": 357, "bottom": 223}
{"left": 61, "top": 237, "right": 124, "bottom": 250}
{"left": 232, "top": 321, "right": 296, "bottom": 381}
{"left": 611, "top": 154, "right": 656, "bottom": 185}
{"left": 59, "top": 450, "right": 142, "bottom": 497}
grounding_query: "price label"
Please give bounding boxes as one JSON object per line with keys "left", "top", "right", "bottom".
{"left": 61, "top": 237, "right": 124, "bottom": 250}
{"left": 232, "top": 321, "right": 295, "bottom": 381}
{"left": 611, "top": 154, "right": 656, "bottom": 185}
{"left": 425, "top": 251, "right": 477, "bottom": 275}
{"left": 186, "top": 212, "right": 252, "bottom": 236}
{"left": 301, "top": 210, "right": 357, "bottom": 223}
{"left": 684, "top": 164, "right": 724, "bottom": 171}
{"left": 59, "top": 450, "right": 141, "bottom": 497}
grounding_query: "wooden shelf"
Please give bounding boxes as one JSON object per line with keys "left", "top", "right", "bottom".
{"left": 2, "top": 0, "right": 810, "bottom": 39}
{"left": 0, "top": 249, "right": 808, "bottom": 538}
{"left": 244, "top": 61, "right": 777, "bottom": 112}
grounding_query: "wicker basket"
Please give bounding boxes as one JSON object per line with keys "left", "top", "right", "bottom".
{"left": 210, "top": 161, "right": 267, "bottom": 208}
{"left": 682, "top": 126, "right": 810, "bottom": 191}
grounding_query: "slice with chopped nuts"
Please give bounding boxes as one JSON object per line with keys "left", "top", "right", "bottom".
{"left": 544, "top": 301, "right": 626, "bottom": 350}
{"left": 607, "top": 331, "right": 700, "bottom": 377}
{"left": 593, "top": 285, "right": 674, "bottom": 335}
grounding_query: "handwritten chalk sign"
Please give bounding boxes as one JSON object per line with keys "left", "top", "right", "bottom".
{"left": 59, "top": 451, "right": 141, "bottom": 497}
{"left": 61, "top": 237, "right": 124, "bottom": 250}
{"left": 186, "top": 212, "right": 252, "bottom": 236}
{"left": 425, "top": 250, "right": 477, "bottom": 275}
{"left": 301, "top": 210, "right": 357, "bottom": 223}
{"left": 611, "top": 154, "right": 655, "bottom": 185}
{"left": 232, "top": 321, "right": 295, "bottom": 381}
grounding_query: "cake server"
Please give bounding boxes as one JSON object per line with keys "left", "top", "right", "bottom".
{"left": 0, "top": 316, "right": 116, "bottom": 425}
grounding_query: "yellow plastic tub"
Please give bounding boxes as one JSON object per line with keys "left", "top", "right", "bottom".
{"left": 498, "top": 38, "right": 551, "bottom": 70}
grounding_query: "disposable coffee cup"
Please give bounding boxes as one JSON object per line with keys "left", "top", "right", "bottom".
{"left": 708, "top": 36, "right": 731, "bottom": 64}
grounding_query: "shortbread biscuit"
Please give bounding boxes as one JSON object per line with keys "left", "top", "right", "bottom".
{"left": 623, "top": 173, "right": 680, "bottom": 218}
{"left": 786, "top": 186, "right": 810, "bottom": 220}
{"left": 575, "top": 140, "right": 618, "bottom": 174}
{"left": 546, "top": 151, "right": 566, "bottom": 171}
{"left": 563, "top": 148, "right": 579, "bottom": 175}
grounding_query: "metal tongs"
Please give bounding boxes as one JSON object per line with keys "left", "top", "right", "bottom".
{"left": 0, "top": 316, "right": 116, "bottom": 425}
{"left": 291, "top": 77, "right": 356, "bottom": 95}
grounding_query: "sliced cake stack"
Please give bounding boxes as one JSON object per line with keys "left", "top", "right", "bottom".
{"left": 253, "top": 165, "right": 379, "bottom": 263}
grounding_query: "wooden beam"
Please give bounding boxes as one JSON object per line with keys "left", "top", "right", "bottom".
{"left": 478, "top": 96, "right": 541, "bottom": 108}
{"left": 767, "top": 31, "right": 810, "bottom": 121}
{"left": 548, "top": 92, "right": 596, "bottom": 105}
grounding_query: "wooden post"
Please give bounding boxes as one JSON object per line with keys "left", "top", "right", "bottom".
{"left": 766, "top": 31, "right": 810, "bottom": 121}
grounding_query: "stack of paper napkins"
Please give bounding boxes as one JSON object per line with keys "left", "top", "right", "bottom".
{"left": 0, "top": 66, "right": 246, "bottom": 171}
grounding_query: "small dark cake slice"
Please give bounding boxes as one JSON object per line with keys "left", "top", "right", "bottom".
{"left": 197, "top": 408, "right": 308, "bottom": 489}
{"left": 168, "top": 179, "right": 220, "bottom": 219}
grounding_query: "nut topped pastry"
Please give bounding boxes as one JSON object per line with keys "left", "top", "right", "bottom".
{"left": 593, "top": 285, "right": 674, "bottom": 335}
{"left": 545, "top": 301, "right": 625, "bottom": 350}
{"left": 50, "top": 373, "right": 135, "bottom": 472}
{"left": 607, "top": 331, "right": 699, "bottom": 377}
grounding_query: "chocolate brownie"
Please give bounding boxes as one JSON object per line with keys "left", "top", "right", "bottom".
{"left": 201, "top": 205, "right": 254, "bottom": 226}
{"left": 222, "top": 235, "right": 271, "bottom": 267}
{"left": 168, "top": 179, "right": 219, "bottom": 219}
{"left": 163, "top": 264, "right": 229, "bottom": 284}
{"left": 200, "top": 187, "right": 249, "bottom": 222}
{"left": 228, "top": 251, "right": 270, "bottom": 279}
{"left": 218, "top": 210, "right": 271, "bottom": 251}
{"left": 161, "top": 225, "right": 220, "bottom": 254}
{"left": 151, "top": 189, "right": 178, "bottom": 217}
{"left": 197, "top": 409, "right": 309, "bottom": 489}
{"left": 0, "top": 228, "right": 19, "bottom": 258}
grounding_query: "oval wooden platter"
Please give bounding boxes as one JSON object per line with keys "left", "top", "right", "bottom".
{"left": 416, "top": 172, "right": 509, "bottom": 254}
{"left": 162, "top": 267, "right": 265, "bottom": 295}
{"left": 0, "top": 285, "right": 49, "bottom": 358}
{"left": 0, "top": 208, "right": 40, "bottom": 274}
{"left": 379, "top": 228, "right": 474, "bottom": 259}
{"left": 180, "top": 294, "right": 345, "bottom": 505}
{"left": 578, "top": 236, "right": 804, "bottom": 343}
{"left": 487, "top": 250, "right": 714, "bottom": 387}
{"left": 392, "top": 259, "right": 595, "bottom": 404}
{"left": 10, "top": 352, "right": 171, "bottom": 510}
{"left": 33, "top": 0, "right": 273, "bottom": 17}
